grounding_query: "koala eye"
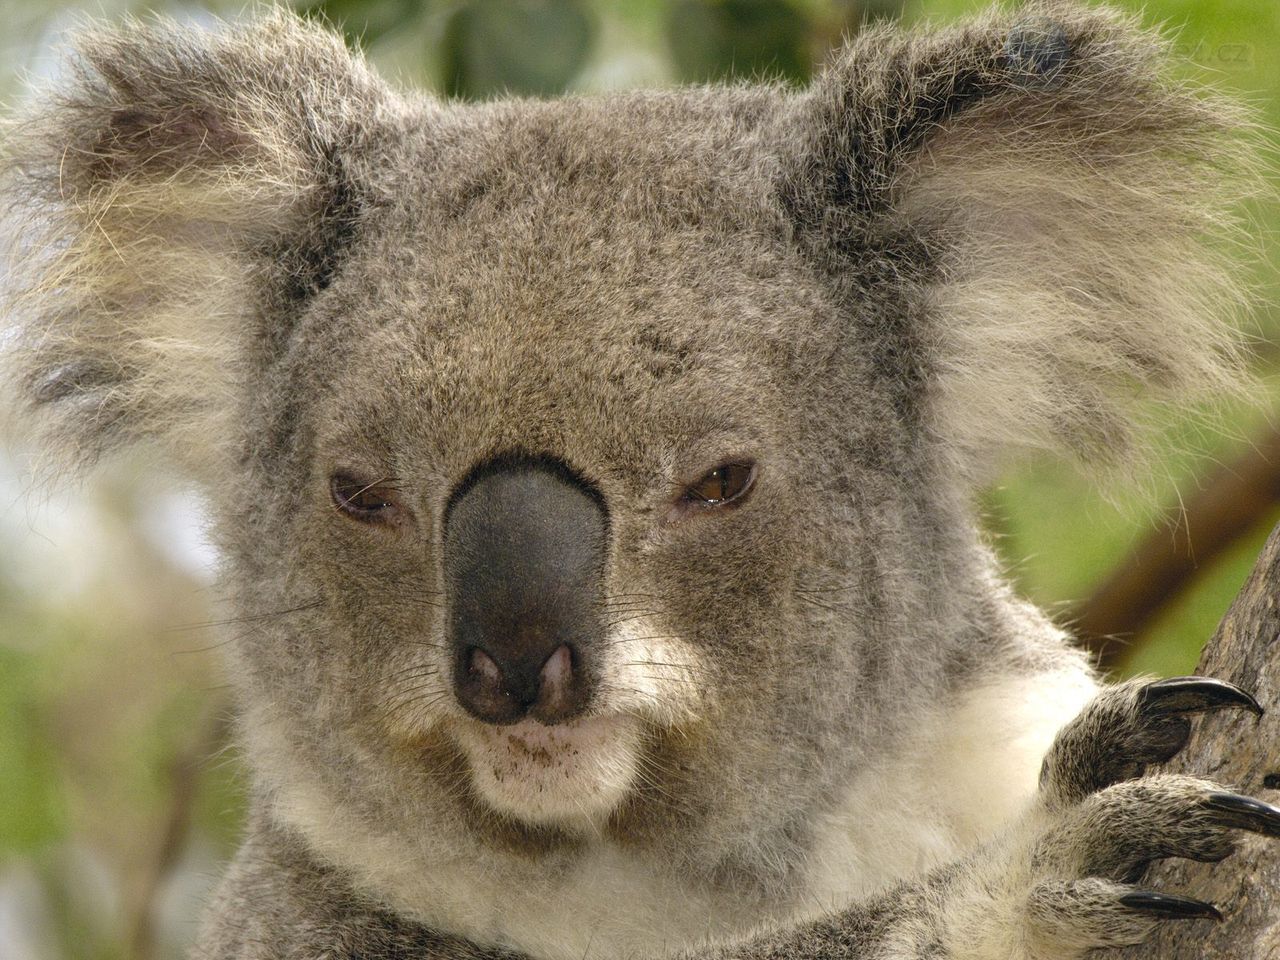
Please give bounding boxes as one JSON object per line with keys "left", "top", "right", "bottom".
{"left": 330, "top": 472, "right": 403, "bottom": 524}
{"left": 681, "top": 462, "right": 756, "bottom": 509}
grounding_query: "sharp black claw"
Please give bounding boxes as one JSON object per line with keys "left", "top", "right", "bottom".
{"left": 1119, "top": 891, "right": 1223, "bottom": 921}
{"left": 1141, "top": 677, "right": 1263, "bottom": 718}
{"left": 1204, "top": 793, "right": 1280, "bottom": 838}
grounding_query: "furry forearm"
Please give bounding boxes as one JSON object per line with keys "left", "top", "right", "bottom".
{"left": 703, "top": 882, "right": 946, "bottom": 960}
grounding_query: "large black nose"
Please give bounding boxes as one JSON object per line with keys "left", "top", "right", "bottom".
{"left": 443, "top": 456, "right": 607, "bottom": 725}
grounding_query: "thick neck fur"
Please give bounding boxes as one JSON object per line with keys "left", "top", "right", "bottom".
{"left": 224, "top": 523, "right": 1096, "bottom": 960}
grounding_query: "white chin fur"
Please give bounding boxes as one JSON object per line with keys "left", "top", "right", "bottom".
{"left": 454, "top": 715, "right": 641, "bottom": 828}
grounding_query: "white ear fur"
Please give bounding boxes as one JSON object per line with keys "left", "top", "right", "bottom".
{"left": 908, "top": 74, "right": 1261, "bottom": 482}
{"left": 804, "top": 1, "right": 1265, "bottom": 483}
{"left": 0, "top": 12, "right": 383, "bottom": 479}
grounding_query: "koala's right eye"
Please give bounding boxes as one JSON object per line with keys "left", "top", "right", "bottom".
{"left": 330, "top": 472, "right": 405, "bottom": 525}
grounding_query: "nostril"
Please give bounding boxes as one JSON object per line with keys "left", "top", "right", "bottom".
{"left": 536, "top": 644, "right": 576, "bottom": 720}
{"left": 454, "top": 646, "right": 524, "bottom": 724}
{"left": 469, "top": 647, "right": 502, "bottom": 690}
{"left": 453, "top": 642, "right": 588, "bottom": 726}
{"left": 541, "top": 644, "right": 572, "bottom": 688}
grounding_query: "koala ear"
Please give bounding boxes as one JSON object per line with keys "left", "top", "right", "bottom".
{"left": 783, "top": 2, "right": 1263, "bottom": 480}
{"left": 1, "top": 12, "right": 389, "bottom": 478}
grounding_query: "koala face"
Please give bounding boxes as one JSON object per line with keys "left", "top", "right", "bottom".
{"left": 1, "top": 5, "right": 1258, "bottom": 940}
{"left": 239, "top": 97, "right": 894, "bottom": 846}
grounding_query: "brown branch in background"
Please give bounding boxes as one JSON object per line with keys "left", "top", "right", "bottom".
{"left": 1074, "top": 423, "right": 1280, "bottom": 674}
{"left": 1111, "top": 519, "right": 1280, "bottom": 959}
{"left": 127, "top": 705, "right": 230, "bottom": 960}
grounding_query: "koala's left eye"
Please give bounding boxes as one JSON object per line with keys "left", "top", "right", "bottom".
{"left": 681, "top": 462, "right": 756, "bottom": 509}
{"left": 330, "top": 472, "right": 404, "bottom": 525}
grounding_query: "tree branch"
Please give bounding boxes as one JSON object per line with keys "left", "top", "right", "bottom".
{"left": 1074, "top": 425, "right": 1280, "bottom": 673}
{"left": 1112, "top": 518, "right": 1280, "bottom": 958}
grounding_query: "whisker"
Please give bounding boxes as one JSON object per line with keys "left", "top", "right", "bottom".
{"left": 604, "top": 612, "right": 656, "bottom": 629}
{"left": 170, "top": 635, "right": 238, "bottom": 656}
{"left": 165, "top": 597, "right": 324, "bottom": 632}
{"left": 604, "top": 634, "right": 681, "bottom": 648}
{"left": 383, "top": 664, "right": 442, "bottom": 684}
{"left": 620, "top": 660, "right": 693, "bottom": 669}
{"left": 377, "top": 689, "right": 452, "bottom": 725}
{"left": 637, "top": 675, "right": 702, "bottom": 687}
{"left": 398, "top": 639, "right": 446, "bottom": 649}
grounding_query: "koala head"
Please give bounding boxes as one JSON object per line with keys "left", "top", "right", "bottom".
{"left": 0, "top": 0, "right": 1257, "bottom": 918}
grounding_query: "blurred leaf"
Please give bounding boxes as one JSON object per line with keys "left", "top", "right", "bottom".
{"left": 0, "top": 645, "right": 66, "bottom": 853}
{"left": 665, "top": 0, "right": 812, "bottom": 83}
{"left": 444, "top": 0, "right": 596, "bottom": 99}
{"left": 804, "top": 0, "right": 906, "bottom": 28}
{"left": 848, "top": 0, "right": 908, "bottom": 24}
{"left": 300, "top": 0, "right": 425, "bottom": 49}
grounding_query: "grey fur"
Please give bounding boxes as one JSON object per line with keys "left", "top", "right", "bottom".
{"left": 0, "top": 2, "right": 1270, "bottom": 958}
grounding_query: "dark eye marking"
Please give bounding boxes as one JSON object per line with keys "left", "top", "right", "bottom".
{"left": 678, "top": 461, "right": 757, "bottom": 513}
{"left": 330, "top": 472, "right": 406, "bottom": 526}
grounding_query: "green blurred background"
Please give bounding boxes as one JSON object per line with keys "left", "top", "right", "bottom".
{"left": 0, "top": 0, "right": 1275, "bottom": 957}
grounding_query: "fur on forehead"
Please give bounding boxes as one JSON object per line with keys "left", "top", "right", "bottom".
{"left": 295, "top": 245, "right": 815, "bottom": 487}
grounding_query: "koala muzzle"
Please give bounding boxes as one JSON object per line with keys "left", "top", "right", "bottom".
{"left": 443, "top": 458, "right": 607, "bottom": 726}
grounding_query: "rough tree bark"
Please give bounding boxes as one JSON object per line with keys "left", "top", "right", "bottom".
{"left": 1113, "top": 519, "right": 1280, "bottom": 959}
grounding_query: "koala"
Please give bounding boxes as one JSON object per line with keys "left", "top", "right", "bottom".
{"left": 1, "top": 1, "right": 1275, "bottom": 958}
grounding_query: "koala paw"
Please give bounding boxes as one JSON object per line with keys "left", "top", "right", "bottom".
{"left": 1016, "top": 775, "right": 1280, "bottom": 955}
{"left": 953, "top": 679, "right": 1273, "bottom": 959}
{"left": 1038, "top": 676, "right": 1260, "bottom": 807}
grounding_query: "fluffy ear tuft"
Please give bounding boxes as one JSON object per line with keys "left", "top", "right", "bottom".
{"left": 785, "top": 0, "right": 1267, "bottom": 482}
{"left": 1, "top": 12, "right": 389, "bottom": 478}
